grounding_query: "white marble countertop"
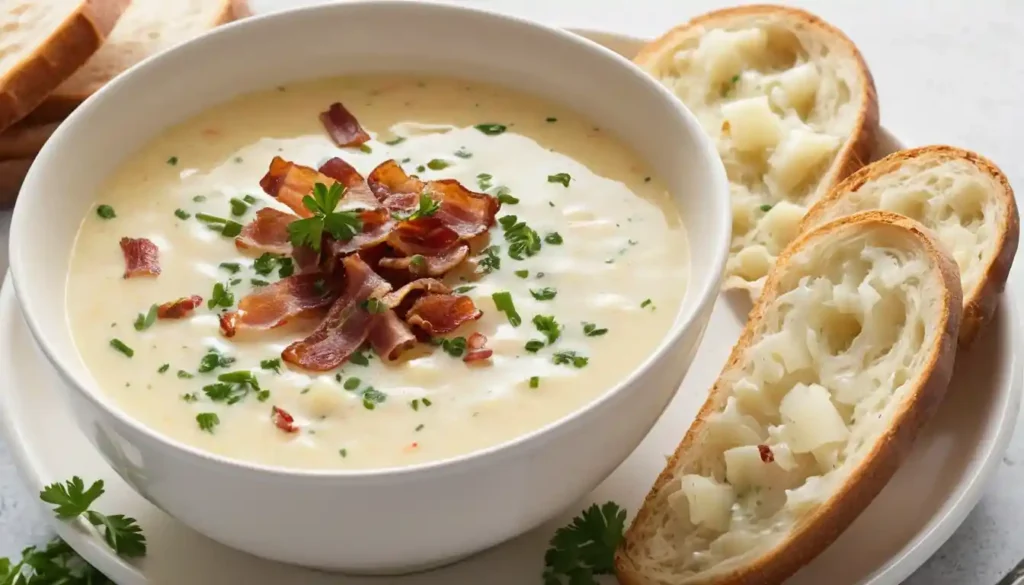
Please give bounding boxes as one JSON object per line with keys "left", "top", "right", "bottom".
{"left": 2, "top": 0, "right": 1024, "bottom": 582}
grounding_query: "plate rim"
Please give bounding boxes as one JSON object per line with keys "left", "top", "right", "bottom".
{"left": 0, "top": 26, "right": 1020, "bottom": 585}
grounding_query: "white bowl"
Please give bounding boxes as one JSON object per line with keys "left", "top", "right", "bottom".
{"left": 8, "top": 1, "right": 729, "bottom": 573}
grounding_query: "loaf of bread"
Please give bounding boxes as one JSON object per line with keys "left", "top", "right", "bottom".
{"left": 616, "top": 211, "right": 962, "bottom": 585}
{"left": 633, "top": 6, "right": 879, "bottom": 299}
{"left": 0, "top": 0, "right": 129, "bottom": 132}
{"left": 801, "top": 146, "right": 1018, "bottom": 345}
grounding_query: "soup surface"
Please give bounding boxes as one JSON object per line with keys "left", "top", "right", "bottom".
{"left": 66, "top": 76, "right": 689, "bottom": 470}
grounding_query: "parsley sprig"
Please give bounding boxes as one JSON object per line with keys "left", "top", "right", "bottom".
{"left": 392, "top": 192, "right": 440, "bottom": 222}
{"left": 499, "top": 215, "right": 542, "bottom": 260}
{"left": 39, "top": 477, "right": 147, "bottom": 558}
{"left": 543, "top": 502, "right": 626, "bottom": 585}
{"left": 287, "top": 182, "right": 363, "bottom": 251}
{"left": 0, "top": 538, "right": 109, "bottom": 584}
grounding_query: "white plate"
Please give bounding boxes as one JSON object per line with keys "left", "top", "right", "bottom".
{"left": 1, "top": 27, "right": 1020, "bottom": 585}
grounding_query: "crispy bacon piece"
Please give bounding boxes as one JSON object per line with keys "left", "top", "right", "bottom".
{"left": 463, "top": 332, "right": 492, "bottom": 363}
{"left": 120, "top": 237, "right": 160, "bottom": 278}
{"left": 405, "top": 294, "right": 482, "bottom": 336}
{"left": 378, "top": 244, "right": 469, "bottom": 277}
{"left": 319, "top": 102, "right": 370, "bottom": 147}
{"left": 757, "top": 444, "right": 774, "bottom": 463}
{"left": 236, "top": 208, "right": 297, "bottom": 255}
{"left": 271, "top": 406, "right": 299, "bottom": 433}
{"left": 282, "top": 256, "right": 392, "bottom": 371}
{"left": 388, "top": 217, "right": 461, "bottom": 257}
{"left": 368, "top": 310, "right": 418, "bottom": 361}
{"left": 381, "top": 278, "right": 450, "bottom": 309}
{"left": 157, "top": 295, "right": 203, "bottom": 319}
{"left": 259, "top": 156, "right": 322, "bottom": 217}
{"left": 367, "top": 159, "right": 424, "bottom": 202}
{"left": 219, "top": 274, "right": 338, "bottom": 337}
{"left": 318, "top": 157, "right": 379, "bottom": 210}
{"left": 428, "top": 179, "right": 500, "bottom": 239}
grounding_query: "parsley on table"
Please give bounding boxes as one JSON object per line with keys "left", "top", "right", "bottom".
{"left": 583, "top": 322, "right": 608, "bottom": 337}
{"left": 109, "top": 339, "right": 133, "bottom": 358}
{"left": 532, "top": 315, "right": 562, "bottom": 344}
{"left": 392, "top": 192, "right": 440, "bottom": 222}
{"left": 39, "top": 477, "right": 147, "bottom": 558}
{"left": 545, "top": 232, "right": 563, "bottom": 245}
{"left": 260, "top": 358, "right": 282, "bottom": 373}
{"left": 474, "top": 123, "right": 507, "bottom": 135}
{"left": 208, "top": 282, "right": 234, "bottom": 309}
{"left": 547, "top": 173, "right": 572, "bottom": 187}
{"left": 196, "top": 412, "right": 220, "bottom": 433}
{"left": 197, "top": 350, "right": 235, "bottom": 373}
{"left": 95, "top": 205, "right": 116, "bottom": 219}
{"left": 492, "top": 291, "right": 521, "bottom": 326}
{"left": 478, "top": 245, "right": 501, "bottom": 273}
{"left": 499, "top": 215, "right": 542, "bottom": 260}
{"left": 542, "top": 502, "right": 626, "bottom": 584}
{"left": 553, "top": 351, "right": 588, "bottom": 368}
{"left": 287, "top": 182, "right": 363, "bottom": 251}
{"left": 531, "top": 287, "right": 557, "bottom": 301}
{"left": 133, "top": 304, "right": 158, "bottom": 331}
{"left": 0, "top": 537, "right": 111, "bottom": 583}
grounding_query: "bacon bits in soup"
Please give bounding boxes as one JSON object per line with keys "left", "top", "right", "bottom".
{"left": 66, "top": 76, "right": 689, "bottom": 470}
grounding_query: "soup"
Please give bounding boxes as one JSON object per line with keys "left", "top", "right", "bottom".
{"left": 66, "top": 76, "right": 689, "bottom": 470}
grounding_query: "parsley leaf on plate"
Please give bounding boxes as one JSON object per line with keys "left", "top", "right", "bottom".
{"left": 86, "top": 511, "right": 147, "bottom": 558}
{"left": 39, "top": 477, "right": 148, "bottom": 558}
{"left": 0, "top": 537, "right": 111, "bottom": 584}
{"left": 39, "top": 477, "right": 104, "bottom": 519}
{"left": 542, "top": 502, "right": 626, "bottom": 584}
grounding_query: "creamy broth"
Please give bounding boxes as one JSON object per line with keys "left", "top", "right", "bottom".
{"left": 66, "top": 76, "right": 689, "bottom": 470}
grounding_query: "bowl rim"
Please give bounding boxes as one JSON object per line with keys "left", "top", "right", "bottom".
{"left": 9, "top": 0, "right": 731, "bottom": 481}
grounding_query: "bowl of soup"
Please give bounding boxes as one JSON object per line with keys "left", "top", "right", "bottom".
{"left": 9, "top": 0, "right": 729, "bottom": 573}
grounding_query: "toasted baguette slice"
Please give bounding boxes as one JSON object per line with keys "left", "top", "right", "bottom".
{"left": 0, "top": 0, "right": 129, "bottom": 132}
{"left": 616, "top": 211, "right": 962, "bottom": 585}
{"left": 24, "top": 0, "right": 239, "bottom": 124}
{"left": 634, "top": 5, "right": 879, "bottom": 299}
{"left": 0, "top": 157, "right": 33, "bottom": 208}
{"left": 801, "top": 146, "right": 1019, "bottom": 346}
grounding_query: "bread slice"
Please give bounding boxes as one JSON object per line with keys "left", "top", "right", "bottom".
{"left": 0, "top": 157, "right": 33, "bottom": 208}
{"left": 0, "top": 120, "right": 58, "bottom": 159}
{"left": 615, "top": 211, "right": 962, "bottom": 585}
{"left": 0, "top": 0, "right": 129, "bottom": 132}
{"left": 24, "top": 0, "right": 240, "bottom": 124}
{"left": 801, "top": 146, "right": 1019, "bottom": 346}
{"left": 634, "top": 5, "right": 879, "bottom": 299}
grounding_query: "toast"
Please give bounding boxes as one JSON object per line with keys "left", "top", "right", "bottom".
{"left": 634, "top": 5, "right": 879, "bottom": 299}
{"left": 0, "top": 0, "right": 129, "bottom": 132}
{"left": 801, "top": 146, "right": 1019, "bottom": 346}
{"left": 24, "top": 0, "right": 240, "bottom": 124}
{"left": 615, "top": 211, "right": 962, "bottom": 585}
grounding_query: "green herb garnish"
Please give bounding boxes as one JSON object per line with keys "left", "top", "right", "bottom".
{"left": 219, "top": 262, "right": 241, "bottom": 274}
{"left": 287, "top": 182, "right": 363, "bottom": 252}
{"left": 109, "top": 339, "right": 133, "bottom": 358}
{"left": 760, "top": 203, "right": 774, "bottom": 212}
{"left": 174, "top": 208, "right": 191, "bottom": 220}
{"left": 207, "top": 282, "right": 234, "bottom": 309}
{"left": 392, "top": 192, "right": 440, "bottom": 222}
{"left": 343, "top": 377, "right": 361, "bottom": 391}
{"left": 547, "top": 173, "right": 572, "bottom": 187}
{"left": 529, "top": 376, "right": 540, "bottom": 388}
{"left": 260, "top": 358, "right": 281, "bottom": 373}
{"left": 39, "top": 477, "right": 147, "bottom": 558}
{"left": 545, "top": 232, "right": 563, "bottom": 245}
{"left": 530, "top": 287, "right": 557, "bottom": 301}
{"left": 409, "top": 255, "right": 427, "bottom": 270}
{"left": 476, "top": 173, "right": 493, "bottom": 191}
{"left": 96, "top": 205, "right": 116, "bottom": 219}
{"left": 196, "top": 413, "right": 219, "bottom": 433}
{"left": 499, "top": 215, "right": 542, "bottom": 260}
{"left": 478, "top": 245, "right": 501, "bottom": 273}
{"left": 177, "top": 370, "right": 194, "bottom": 379}
{"left": 192, "top": 195, "right": 207, "bottom": 202}
{"left": 454, "top": 148, "right": 472, "bottom": 159}
{"left": 158, "top": 364, "right": 170, "bottom": 374}
{"left": 474, "top": 123, "right": 507, "bottom": 135}
{"left": 492, "top": 291, "right": 521, "bottom": 327}
{"left": 525, "top": 340, "right": 545, "bottom": 353}
{"left": 181, "top": 393, "right": 198, "bottom": 403}
{"left": 349, "top": 350, "right": 370, "bottom": 366}
{"left": 243, "top": 194, "right": 257, "bottom": 204}
{"left": 167, "top": 156, "right": 178, "bottom": 165}
{"left": 494, "top": 186, "right": 519, "bottom": 205}
{"left": 251, "top": 278, "right": 270, "bottom": 287}
{"left": 229, "top": 197, "right": 249, "bottom": 216}
{"left": 453, "top": 285, "right": 476, "bottom": 294}
{"left": 197, "top": 350, "right": 235, "bottom": 373}
{"left": 542, "top": 502, "right": 625, "bottom": 584}
{"left": 553, "top": 351, "right": 588, "bottom": 368}
{"left": 640, "top": 298, "right": 655, "bottom": 310}
{"left": 359, "top": 144, "right": 373, "bottom": 154}
{"left": 439, "top": 336, "right": 467, "bottom": 357}
{"left": 361, "top": 387, "right": 387, "bottom": 410}
{"left": 133, "top": 305, "right": 158, "bottom": 331}
{"left": 385, "top": 136, "right": 406, "bottom": 146}
{"left": 426, "top": 159, "right": 450, "bottom": 171}
{"left": 362, "top": 297, "right": 387, "bottom": 314}
{"left": 583, "top": 322, "right": 608, "bottom": 337}
{"left": 532, "top": 315, "right": 561, "bottom": 344}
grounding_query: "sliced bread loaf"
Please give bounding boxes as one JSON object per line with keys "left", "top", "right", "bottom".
{"left": 634, "top": 6, "right": 879, "bottom": 299}
{"left": 801, "top": 146, "right": 1018, "bottom": 345}
{"left": 616, "top": 211, "right": 962, "bottom": 585}
{"left": 0, "top": 0, "right": 129, "bottom": 131}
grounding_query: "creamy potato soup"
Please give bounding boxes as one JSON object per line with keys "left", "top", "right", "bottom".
{"left": 66, "top": 76, "right": 689, "bottom": 470}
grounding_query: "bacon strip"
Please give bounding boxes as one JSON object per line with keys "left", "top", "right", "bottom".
{"left": 405, "top": 294, "right": 482, "bottom": 336}
{"left": 271, "top": 406, "right": 299, "bottom": 433}
{"left": 378, "top": 244, "right": 469, "bottom": 277}
{"left": 282, "top": 256, "right": 392, "bottom": 371}
{"left": 219, "top": 274, "right": 338, "bottom": 337}
{"left": 319, "top": 102, "right": 370, "bottom": 148}
{"left": 259, "top": 156, "right": 321, "bottom": 217}
{"left": 368, "top": 159, "right": 424, "bottom": 202}
{"left": 236, "top": 208, "right": 297, "bottom": 255}
{"left": 120, "top": 237, "right": 160, "bottom": 279}
{"left": 368, "top": 310, "right": 418, "bottom": 361}
{"left": 463, "top": 332, "right": 493, "bottom": 363}
{"left": 157, "top": 295, "right": 203, "bottom": 319}
{"left": 318, "top": 157, "right": 380, "bottom": 211}
{"left": 381, "top": 279, "right": 450, "bottom": 309}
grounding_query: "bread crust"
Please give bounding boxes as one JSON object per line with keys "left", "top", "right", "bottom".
{"left": 0, "top": 0, "right": 129, "bottom": 132}
{"left": 615, "top": 211, "right": 963, "bottom": 585}
{"left": 0, "top": 121, "right": 59, "bottom": 159}
{"left": 800, "top": 145, "right": 1019, "bottom": 347}
{"left": 25, "top": 0, "right": 241, "bottom": 124}
{"left": 0, "top": 157, "right": 33, "bottom": 209}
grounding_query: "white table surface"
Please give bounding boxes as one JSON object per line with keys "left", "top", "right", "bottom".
{"left": 2, "top": 0, "right": 1024, "bottom": 582}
